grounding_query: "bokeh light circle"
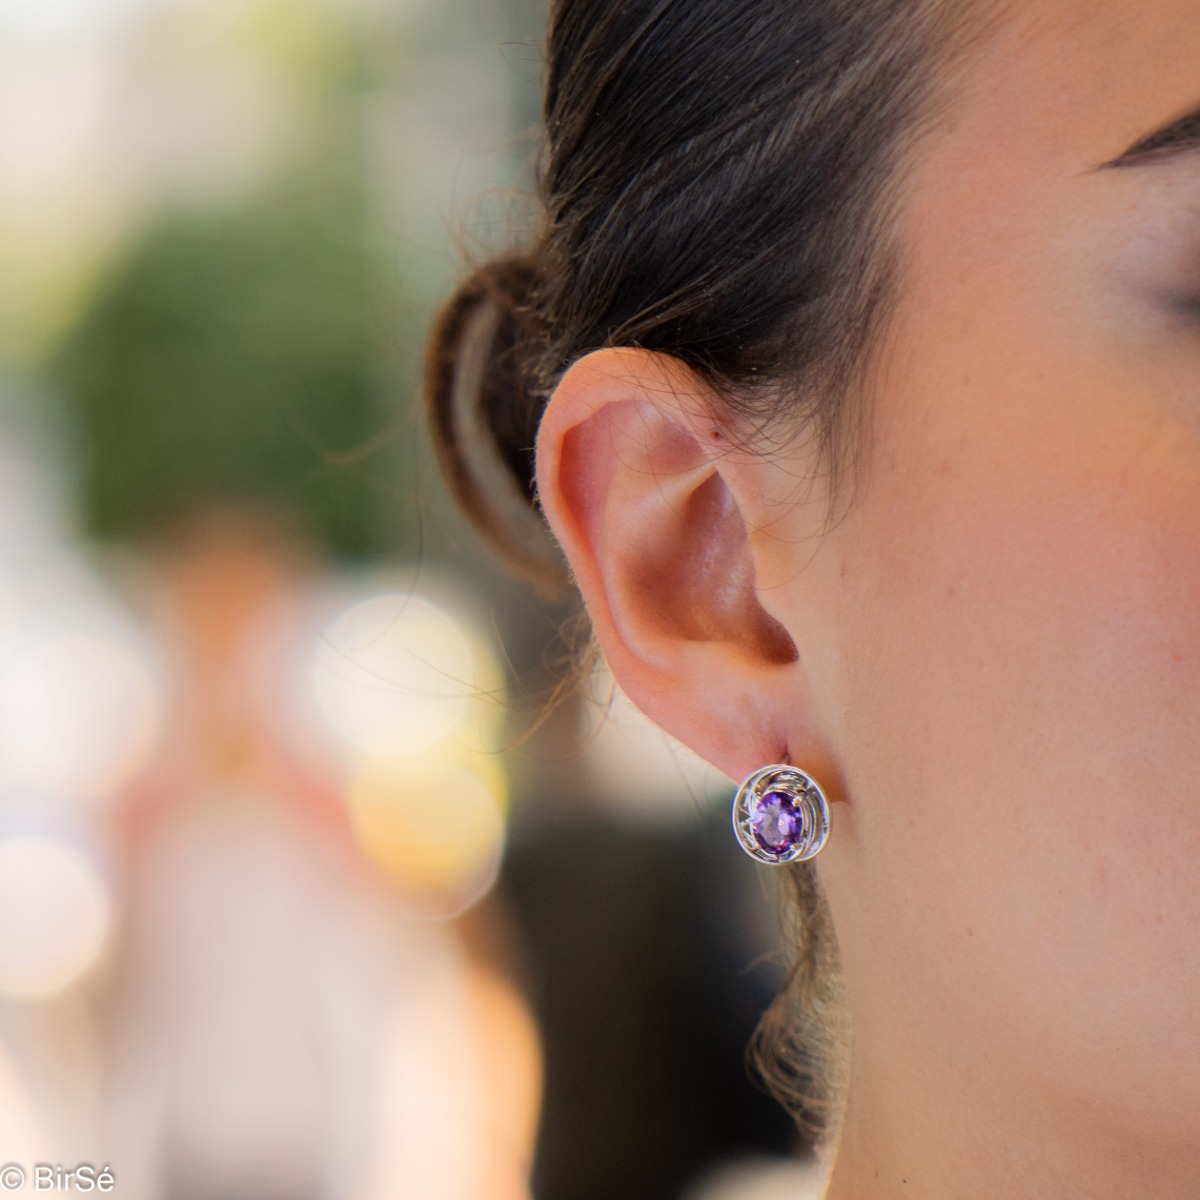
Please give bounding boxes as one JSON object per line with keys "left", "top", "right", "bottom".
{"left": 0, "top": 835, "right": 110, "bottom": 998}
{"left": 0, "top": 626, "right": 162, "bottom": 802}
{"left": 346, "top": 758, "right": 505, "bottom": 917}
{"left": 313, "top": 594, "right": 476, "bottom": 756}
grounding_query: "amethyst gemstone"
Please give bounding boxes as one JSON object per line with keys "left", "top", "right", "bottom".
{"left": 750, "top": 789, "right": 804, "bottom": 856}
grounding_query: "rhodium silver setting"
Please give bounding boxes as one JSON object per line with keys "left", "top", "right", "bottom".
{"left": 731, "top": 764, "right": 831, "bottom": 865}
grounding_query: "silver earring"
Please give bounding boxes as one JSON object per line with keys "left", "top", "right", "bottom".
{"left": 732, "top": 763, "right": 830, "bottom": 864}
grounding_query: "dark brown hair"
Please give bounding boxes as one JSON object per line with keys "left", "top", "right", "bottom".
{"left": 426, "top": 0, "right": 958, "bottom": 1137}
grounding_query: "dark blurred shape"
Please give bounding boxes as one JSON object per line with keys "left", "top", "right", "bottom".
{"left": 504, "top": 813, "right": 801, "bottom": 1200}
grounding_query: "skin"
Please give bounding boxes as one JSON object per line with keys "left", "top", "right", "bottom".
{"left": 535, "top": 1, "right": 1200, "bottom": 1197}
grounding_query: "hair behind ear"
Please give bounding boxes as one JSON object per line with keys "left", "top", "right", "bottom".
{"left": 424, "top": 250, "right": 567, "bottom": 592}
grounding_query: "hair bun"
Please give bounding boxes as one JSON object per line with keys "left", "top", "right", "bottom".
{"left": 424, "top": 249, "right": 567, "bottom": 591}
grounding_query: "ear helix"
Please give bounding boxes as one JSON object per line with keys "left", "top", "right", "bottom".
{"left": 732, "top": 763, "right": 831, "bottom": 865}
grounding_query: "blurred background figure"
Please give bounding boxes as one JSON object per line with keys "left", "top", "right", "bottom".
{"left": 0, "top": 0, "right": 812, "bottom": 1195}
{"left": 96, "top": 507, "right": 540, "bottom": 1200}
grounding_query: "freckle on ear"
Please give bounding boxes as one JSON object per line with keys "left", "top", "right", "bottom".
{"left": 710, "top": 428, "right": 721, "bottom": 440}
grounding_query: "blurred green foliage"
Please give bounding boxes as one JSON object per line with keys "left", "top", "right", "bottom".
{"left": 46, "top": 0, "right": 547, "bottom": 565}
{"left": 52, "top": 148, "right": 411, "bottom": 560}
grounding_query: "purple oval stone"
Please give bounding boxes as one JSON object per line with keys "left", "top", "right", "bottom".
{"left": 750, "top": 789, "right": 803, "bottom": 856}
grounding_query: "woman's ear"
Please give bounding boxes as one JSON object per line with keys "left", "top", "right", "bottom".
{"left": 535, "top": 347, "right": 815, "bottom": 782}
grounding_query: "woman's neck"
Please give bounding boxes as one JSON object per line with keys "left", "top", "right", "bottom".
{"left": 822, "top": 1023, "right": 1200, "bottom": 1200}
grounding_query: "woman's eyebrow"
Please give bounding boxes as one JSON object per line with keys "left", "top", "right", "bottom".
{"left": 1102, "top": 102, "right": 1200, "bottom": 169}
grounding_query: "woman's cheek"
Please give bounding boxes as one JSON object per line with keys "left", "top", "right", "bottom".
{"left": 827, "top": 366, "right": 1200, "bottom": 1109}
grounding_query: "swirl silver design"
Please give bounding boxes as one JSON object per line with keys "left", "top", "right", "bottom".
{"left": 731, "top": 764, "right": 831, "bottom": 865}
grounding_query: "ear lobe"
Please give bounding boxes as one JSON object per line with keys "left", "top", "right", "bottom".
{"left": 535, "top": 348, "right": 804, "bottom": 782}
